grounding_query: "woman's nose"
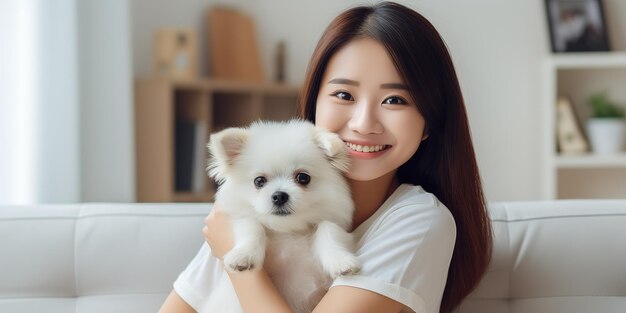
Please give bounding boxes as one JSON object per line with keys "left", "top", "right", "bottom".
{"left": 347, "top": 100, "right": 384, "bottom": 135}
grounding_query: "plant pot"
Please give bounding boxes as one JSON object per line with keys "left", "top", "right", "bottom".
{"left": 586, "top": 118, "right": 626, "bottom": 155}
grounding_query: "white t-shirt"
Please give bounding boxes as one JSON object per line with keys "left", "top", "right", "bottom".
{"left": 174, "top": 184, "right": 456, "bottom": 313}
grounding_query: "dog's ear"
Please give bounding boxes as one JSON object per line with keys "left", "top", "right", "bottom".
{"left": 207, "top": 127, "right": 249, "bottom": 182}
{"left": 313, "top": 128, "right": 350, "bottom": 172}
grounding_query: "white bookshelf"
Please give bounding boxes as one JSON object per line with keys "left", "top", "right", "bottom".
{"left": 543, "top": 52, "right": 626, "bottom": 200}
{"left": 548, "top": 52, "right": 626, "bottom": 68}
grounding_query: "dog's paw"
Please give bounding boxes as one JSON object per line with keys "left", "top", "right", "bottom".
{"left": 223, "top": 250, "right": 256, "bottom": 272}
{"left": 338, "top": 254, "right": 361, "bottom": 276}
{"left": 326, "top": 253, "right": 361, "bottom": 278}
{"left": 223, "top": 247, "right": 264, "bottom": 272}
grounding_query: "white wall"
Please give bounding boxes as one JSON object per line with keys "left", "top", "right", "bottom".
{"left": 131, "top": 0, "right": 553, "bottom": 201}
{"left": 79, "top": 0, "right": 134, "bottom": 202}
{"left": 37, "top": 0, "right": 82, "bottom": 203}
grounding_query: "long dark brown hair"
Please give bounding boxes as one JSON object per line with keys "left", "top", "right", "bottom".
{"left": 298, "top": 2, "right": 492, "bottom": 312}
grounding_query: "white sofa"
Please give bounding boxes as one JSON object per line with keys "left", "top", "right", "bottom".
{"left": 1, "top": 201, "right": 625, "bottom": 313}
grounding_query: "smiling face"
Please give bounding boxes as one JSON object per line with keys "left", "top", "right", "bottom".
{"left": 315, "top": 38, "right": 428, "bottom": 182}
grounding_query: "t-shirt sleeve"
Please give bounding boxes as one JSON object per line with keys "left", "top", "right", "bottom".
{"left": 331, "top": 203, "right": 457, "bottom": 313}
{"left": 173, "top": 242, "right": 224, "bottom": 311}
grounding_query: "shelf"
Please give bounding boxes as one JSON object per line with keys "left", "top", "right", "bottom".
{"left": 141, "top": 76, "right": 301, "bottom": 94}
{"left": 548, "top": 52, "right": 626, "bottom": 69}
{"left": 135, "top": 76, "right": 301, "bottom": 202}
{"left": 556, "top": 153, "right": 626, "bottom": 168}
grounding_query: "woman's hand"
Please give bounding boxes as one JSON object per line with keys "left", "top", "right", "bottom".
{"left": 203, "top": 204, "right": 234, "bottom": 260}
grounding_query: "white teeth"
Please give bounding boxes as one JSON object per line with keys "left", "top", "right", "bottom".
{"left": 344, "top": 141, "right": 388, "bottom": 153}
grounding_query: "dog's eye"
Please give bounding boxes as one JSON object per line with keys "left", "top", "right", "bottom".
{"left": 254, "top": 176, "right": 267, "bottom": 188}
{"left": 295, "top": 172, "right": 311, "bottom": 186}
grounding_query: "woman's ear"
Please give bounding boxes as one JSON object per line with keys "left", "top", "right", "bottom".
{"left": 313, "top": 127, "right": 351, "bottom": 172}
{"left": 421, "top": 125, "right": 429, "bottom": 141}
{"left": 207, "top": 127, "right": 249, "bottom": 182}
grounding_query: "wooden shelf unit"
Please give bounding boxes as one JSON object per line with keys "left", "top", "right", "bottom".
{"left": 135, "top": 77, "right": 300, "bottom": 202}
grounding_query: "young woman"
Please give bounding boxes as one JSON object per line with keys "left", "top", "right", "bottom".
{"left": 159, "top": 2, "right": 492, "bottom": 313}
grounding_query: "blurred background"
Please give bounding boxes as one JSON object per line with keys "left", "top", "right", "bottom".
{"left": 1, "top": 0, "right": 625, "bottom": 205}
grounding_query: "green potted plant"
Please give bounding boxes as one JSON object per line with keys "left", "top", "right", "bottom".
{"left": 586, "top": 92, "right": 625, "bottom": 155}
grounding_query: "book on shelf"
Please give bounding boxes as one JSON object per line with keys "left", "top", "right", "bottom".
{"left": 175, "top": 120, "right": 208, "bottom": 192}
{"left": 192, "top": 122, "right": 207, "bottom": 193}
{"left": 175, "top": 120, "right": 195, "bottom": 191}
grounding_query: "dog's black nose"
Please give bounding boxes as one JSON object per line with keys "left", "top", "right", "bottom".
{"left": 271, "top": 191, "right": 289, "bottom": 206}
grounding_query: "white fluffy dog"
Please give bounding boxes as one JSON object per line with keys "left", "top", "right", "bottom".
{"left": 205, "top": 119, "right": 360, "bottom": 313}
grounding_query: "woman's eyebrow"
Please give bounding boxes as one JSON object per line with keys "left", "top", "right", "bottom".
{"left": 380, "top": 83, "right": 409, "bottom": 90}
{"left": 328, "top": 78, "right": 408, "bottom": 90}
{"left": 328, "top": 78, "right": 359, "bottom": 86}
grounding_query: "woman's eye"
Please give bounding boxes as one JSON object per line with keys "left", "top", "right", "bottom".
{"left": 383, "top": 96, "right": 407, "bottom": 105}
{"left": 331, "top": 91, "right": 354, "bottom": 101}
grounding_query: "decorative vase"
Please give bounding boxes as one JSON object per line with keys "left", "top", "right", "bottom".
{"left": 586, "top": 118, "right": 626, "bottom": 155}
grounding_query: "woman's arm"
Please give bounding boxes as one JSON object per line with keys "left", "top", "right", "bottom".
{"left": 158, "top": 290, "right": 196, "bottom": 313}
{"left": 227, "top": 268, "right": 293, "bottom": 313}
{"left": 314, "top": 286, "right": 405, "bottom": 313}
{"left": 205, "top": 208, "right": 406, "bottom": 313}
{"left": 228, "top": 267, "right": 405, "bottom": 313}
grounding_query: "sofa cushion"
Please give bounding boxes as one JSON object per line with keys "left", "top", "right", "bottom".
{"left": 458, "top": 200, "right": 626, "bottom": 313}
{"left": 0, "top": 203, "right": 210, "bottom": 313}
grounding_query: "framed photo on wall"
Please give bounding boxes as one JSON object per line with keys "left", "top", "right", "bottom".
{"left": 545, "top": 0, "right": 610, "bottom": 52}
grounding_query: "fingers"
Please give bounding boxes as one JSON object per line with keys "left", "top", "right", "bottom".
{"left": 203, "top": 218, "right": 219, "bottom": 259}
{"left": 203, "top": 213, "right": 213, "bottom": 240}
{"left": 203, "top": 209, "right": 232, "bottom": 260}
{"left": 203, "top": 211, "right": 219, "bottom": 242}
{"left": 202, "top": 225, "right": 210, "bottom": 240}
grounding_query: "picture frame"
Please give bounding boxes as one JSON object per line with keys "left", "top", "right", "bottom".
{"left": 556, "top": 96, "right": 589, "bottom": 154}
{"left": 545, "top": 0, "right": 610, "bottom": 52}
{"left": 153, "top": 28, "right": 199, "bottom": 79}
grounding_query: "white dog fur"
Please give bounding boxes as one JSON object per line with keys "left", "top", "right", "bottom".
{"left": 204, "top": 119, "right": 360, "bottom": 313}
